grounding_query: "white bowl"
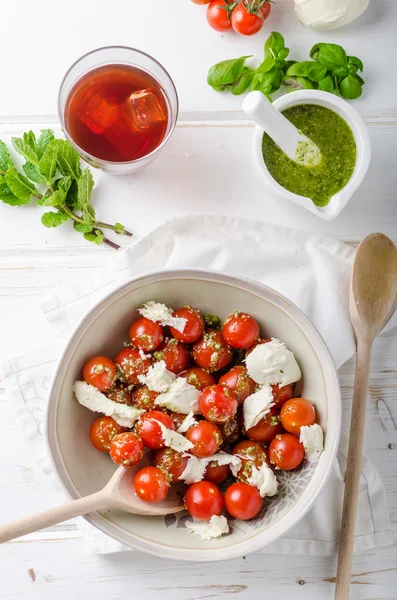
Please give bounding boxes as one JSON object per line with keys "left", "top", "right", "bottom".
{"left": 252, "top": 90, "right": 371, "bottom": 220}
{"left": 46, "top": 269, "right": 341, "bottom": 561}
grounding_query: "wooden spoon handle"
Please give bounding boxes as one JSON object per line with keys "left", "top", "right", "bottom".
{"left": 0, "top": 491, "right": 111, "bottom": 544}
{"left": 334, "top": 339, "right": 372, "bottom": 600}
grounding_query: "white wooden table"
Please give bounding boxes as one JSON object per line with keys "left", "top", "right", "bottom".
{"left": 0, "top": 1, "right": 396, "bottom": 598}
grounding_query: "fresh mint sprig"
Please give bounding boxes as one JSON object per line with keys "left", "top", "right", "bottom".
{"left": 0, "top": 130, "right": 132, "bottom": 249}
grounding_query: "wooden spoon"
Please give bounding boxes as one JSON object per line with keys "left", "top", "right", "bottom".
{"left": 334, "top": 233, "right": 397, "bottom": 600}
{"left": 0, "top": 457, "right": 184, "bottom": 544}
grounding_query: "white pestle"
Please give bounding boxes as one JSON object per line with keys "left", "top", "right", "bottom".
{"left": 243, "top": 91, "right": 322, "bottom": 167}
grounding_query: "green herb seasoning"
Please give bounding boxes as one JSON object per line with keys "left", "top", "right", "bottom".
{"left": 261, "top": 104, "right": 356, "bottom": 207}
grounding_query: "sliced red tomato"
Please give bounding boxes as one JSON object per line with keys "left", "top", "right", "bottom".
{"left": 185, "top": 421, "right": 223, "bottom": 458}
{"left": 109, "top": 432, "right": 144, "bottom": 467}
{"left": 153, "top": 447, "right": 189, "bottom": 482}
{"left": 245, "top": 407, "right": 283, "bottom": 443}
{"left": 192, "top": 330, "right": 233, "bottom": 372}
{"left": 280, "top": 398, "right": 316, "bottom": 434}
{"left": 179, "top": 367, "right": 216, "bottom": 391}
{"left": 184, "top": 481, "right": 224, "bottom": 520}
{"left": 154, "top": 338, "right": 189, "bottom": 374}
{"left": 114, "top": 347, "right": 151, "bottom": 386}
{"left": 219, "top": 365, "right": 256, "bottom": 403}
{"left": 199, "top": 384, "right": 238, "bottom": 423}
{"left": 82, "top": 356, "right": 117, "bottom": 392}
{"left": 269, "top": 433, "right": 305, "bottom": 470}
{"left": 89, "top": 416, "right": 125, "bottom": 452}
{"left": 129, "top": 316, "right": 164, "bottom": 352}
{"left": 132, "top": 385, "right": 160, "bottom": 411}
{"left": 169, "top": 306, "right": 204, "bottom": 343}
{"left": 206, "top": 0, "right": 233, "bottom": 31}
{"left": 222, "top": 312, "right": 259, "bottom": 348}
{"left": 134, "top": 466, "right": 170, "bottom": 503}
{"left": 225, "top": 482, "right": 262, "bottom": 520}
{"left": 135, "top": 410, "right": 175, "bottom": 450}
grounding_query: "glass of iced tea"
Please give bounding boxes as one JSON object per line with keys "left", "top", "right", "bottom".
{"left": 58, "top": 46, "right": 178, "bottom": 174}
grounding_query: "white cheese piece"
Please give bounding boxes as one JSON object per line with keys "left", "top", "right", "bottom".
{"left": 243, "top": 384, "right": 274, "bottom": 431}
{"left": 154, "top": 419, "right": 194, "bottom": 453}
{"left": 177, "top": 411, "right": 198, "bottom": 433}
{"left": 138, "top": 301, "right": 187, "bottom": 332}
{"left": 247, "top": 463, "right": 279, "bottom": 497}
{"left": 137, "top": 360, "right": 176, "bottom": 392}
{"left": 245, "top": 338, "right": 301, "bottom": 387}
{"left": 186, "top": 515, "right": 229, "bottom": 541}
{"left": 73, "top": 381, "right": 144, "bottom": 427}
{"left": 155, "top": 377, "right": 200, "bottom": 414}
{"left": 300, "top": 423, "right": 324, "bottom": 463}
{"left": 179, "top": 452, "right": 242, "bottom": 485}
{"left": 294, "top": 0, "right": 369, "bottom": 30}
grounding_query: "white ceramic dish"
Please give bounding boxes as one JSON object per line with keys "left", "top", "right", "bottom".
{"left": 252, "top": 90, "right": 371, "bottom": 220}
{"left": 46, "top": 269, "right": 341, "bottom": 561}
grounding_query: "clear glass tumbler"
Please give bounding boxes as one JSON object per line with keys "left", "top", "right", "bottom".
{"left": 58, "top": 46, "right": 178, "bottom": 175}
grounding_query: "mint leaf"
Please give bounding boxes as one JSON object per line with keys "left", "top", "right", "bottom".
{"left": 39, "top": 141, "right": 58, "bottom": 182}
{"left": 55, "top": 176, "right": 72, "bottom": 195}
{"left": 41, "top": 211, "right": 70, "bottom": 228}
{"left": 77, "top": 168, "right": 94, "bottom": 209}
{"left": 84, "top": 229, "right": 104, "bottom": 244}
{"left": 54, "top": 139, "right": 82, "bottom": 180}
{"left": 82, "top": 202, "right": 96, "bottom": 223}
{"left": 114, "top": 222, "right": 125, "bottom": 235}
{"left": 65, "top": 179, "right": 78, "bottom": 209}
{"left": 23, "top": 162, "right": 46, "bottom": 184}
{"left": 5, "top": 167, "right": 36, "bottom": 203}
{"left": 0, "top": 175, "right": 21, "bottom": 205}
{"left": 12, "top": 135, "right": 38, "bottom": 166}
{"left": 74, "top": 222, "right": 93, "bottom": 233}
{"left": 0, "top": 140, "right": 13, "bottom": 172}
{"left": 40, "top": 189, "right": 66, "bottom": 207}
{"left": 37, "top": 129, "right": 55, "bottom": 159}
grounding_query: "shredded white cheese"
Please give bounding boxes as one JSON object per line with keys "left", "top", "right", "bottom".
{"left": 137, "top": 360, "right": 176, "bottom": 392}
{"left": 186, "top": 515, "right": 229, "bottom": 540}
{"left": 154, "top": 419, "right": 194, "bottom": 453}
{"left": 245, "top": 338, "right": 301, "bottom": 387}
{"left": 155, "top": 377, "right": 200, "bottom": 414}
{"left": 243, "top": 384, "right": 274, "bottom": 431}
{"left": 300, "top": 423, "right": 324, "bottom": 463}
{"left": 73, "top": 381, "right": 144, "bottom": 427}
{"left": 177, "top": 411, "right": 198, "bottom": 433}
{"left": 179, "top": 452, "right": 242, "bottom": 485}
{"left": 138, "top": 301, "right": 187, "bottom": 333}
{"left": 247, "top": 463, "right": 279, "bottom": 497}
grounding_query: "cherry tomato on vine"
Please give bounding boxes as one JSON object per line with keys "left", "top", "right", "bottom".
{"left": 169, "top": 306, "right": 204, "bottom": 343}
{"left": 191, "top": 0, "right": 211, "bottom": 3}
{"left": 184, "top": 481, "right": 224, "bottom": 520}
{"left": 231, "top": 3, "right": 263, "bottom": 36}
{"left": 269, "top": 433, "right": 305, "bottom": 470}
{"left": 225, "top": 482, "right": 262, "bottom": 520}
{"left": 280, "top": 398, "right": 316, "bottom": 434}
{"left": 82, "top": 356, "right": 117, "bottom": 392}
{"left": 180, "top": 367, "right": 216, "bottom": 391}
{"left": 185, "top": 421, "right": 223, "bottom": 458}
{"left": 222, "top": 312, "right": 259, "bottom": 348}
{"left": 134, "top": 466, "right": 170, "bottom": 503}
{"left": 89, "top": 416, "right": 125, "bottom": 452}
{"left": 136, "top": 410, "right": 175, "bottom": 450}
{"left": 199, "top": 384, "right": 238, "bottom": 423}
{"left": 109, "top": 432, "right": 144, "bottom": 467}
{"left": 206, "top": 0, "right": 233, "bottom": 32}
{"left": 129, "top": 316, "right": 164, "bottom": 352}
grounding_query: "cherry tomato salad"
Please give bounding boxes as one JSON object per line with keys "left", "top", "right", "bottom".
{"left": 73, "top": 301, "right": 324, "bottom": 541}
{"left": 192, "top": 0, "right": 272, "bottom": 36}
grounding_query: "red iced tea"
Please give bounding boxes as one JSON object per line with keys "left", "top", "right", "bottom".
{"left": 64, "top": 64, "right": 169, "bottom": 162}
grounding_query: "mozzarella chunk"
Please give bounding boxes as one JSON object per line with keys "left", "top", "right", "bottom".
{"left": 137, "top": 360, "right": 176, "bottom": 392}
{"left": 247, "top": 463, "right": 278, "bottom": 497}
{"left": 294, "top": 0, "right": 369, "bottom": 31}
{"left": 300, "top": 423, "right": 324, "bottom": 462}
{"left": 245, "top": 338, "right": 301, "bottom": 387}
{"left": 186, "top": 515, "right": 229, "bottom": 541}
{"left": 177, "top": 411, "right": 198, "bottom": 433}
{"left": 179, "top": 452, "right": 242, "bottom": 485}
{"left": 155, "top": 377, "right": 200, "bottom": 414}
{"left": 73, "top": 381, "right": 144, "bottom": 427}
{"left": 154, "top": 419, "right": 194, "bottom": 453}
{"left": 138, "top": 301, "right": 187, "bottom": 332}
{"left": 243, "top": 384, "right": 274, "bottom": 431}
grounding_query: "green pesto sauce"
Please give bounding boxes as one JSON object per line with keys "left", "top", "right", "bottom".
{"left": 262, "top": 104, "right": 356, "bottom": 207}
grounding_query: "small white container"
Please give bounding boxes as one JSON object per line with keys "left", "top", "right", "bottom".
{"left": 252, "top": 90, "right": 371, "bottom": 220}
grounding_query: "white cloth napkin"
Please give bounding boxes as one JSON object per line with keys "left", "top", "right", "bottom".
{"left": 1, "top": 215, "right": 394, "bottom": 556}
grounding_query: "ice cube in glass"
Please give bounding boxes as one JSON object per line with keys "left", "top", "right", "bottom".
{"left": 123, "top": 88, "right": 167, "bottom": 131}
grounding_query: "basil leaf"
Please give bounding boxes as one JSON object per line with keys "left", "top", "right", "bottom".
{"left": 256, "top": 54, "right": 275, "bottom": 73}
{"left": 278, "top": 47, "right": 290, "bottom": 60}
{"left": 54, "top": 139, "right": 82, "bottom": 180}
{"left": 339, "top": 74, "right": 363, "bottom": 99}
{"left": 348, "top": 56, "right": 363, "bottom": 72}
{"left": 74, "top": 221, "right": 93, "bottom": 233}
{"left": 333, "top": 66, "right": 349, "bottom": 77}
{"left": 286, "top": 61, "right": 327, "bottom": 82}
{"left": 0, "top": 140, "right": 13, "bottom": 172}
{"left": 11, "top": 136, "right": 38, "bottom": 166}
{"left": 5, "top": 166, "right": 36, "bottom": 203}
{"left": 76, "top": 168, "right": 94, "bottom": 209}
{"left": 310, "top": 43, "right": 326, "bottom": 61}
{"left": 23, "top": 162, "right": 46, "bottom": 184}
{"left": 355, "top": 74, "right": 365, "bottom": 86}
{"left": 41, "top": 211, "right": 70, "bottom": 228}
{"left": 284, "top": 76, "right": 315, "bottom": 91}
{"left": 265, "top": 32, "right": 285, "bottom": 56}
{"left": 37, "top": 130, "right": 55, "bottom": 159}
{"left": 230, "top": 71, "right": 254, "bottom": 95}
{"left": 207, "top": 56, "right": 252, "bottom": 88}
{"left": 318, "top": 44, "right": 347, "bottom": 70}
{"left": 318, "top": 75, "right": 335, "bottom": 93}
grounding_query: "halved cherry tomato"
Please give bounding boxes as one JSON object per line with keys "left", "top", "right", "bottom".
{"left": 185, "top": 421, "right": 223, "bottom": 458}
{"left": 245, "top": 407, "right": 283, "bottom": 443}
{"left": 82, "top": 356, "right": 117, "bottom": 392}
{"left": 135, "top": 410, "right": 175, "bottom": 450}
{"left": 184, "top": 481, "right": 224, "bottom": 520}
{"left": 219, "top": 365, "right": 256, "bottom": 403}
{"left": 272, "top": 383, "right": 294, "bottom": 409}
{"left": 114, "top": 347, "right": 151, "bottom": 386}
{"left": 269, "top": 433, "right": 305, "bottom": 470}
{"left": 132, "top": 385, "right": 160, "bottom": 411}
{"left": 109, "top": 431, "right": 144, "bottom": 467}
{"left": 134, "top": 466, "right": 170, "bottom": 503}
{"left": 192, "top": 330, "right": 233, "bottom": 372}
{"left": 106, "top": 384, "right": 132, "bottom": 406}
{"left": 225, "top": 482, "right": 262, "bottom": 520}
{"left": 180, "top": 367, "right": 216, "bottom": 391}
{"left": 222, "top": 312, "right": 259, "bottom": 348}
{"left": 232, "top": 439, "right": 269, "bottom": 483}
{"left": 199, "top": 384, "right": 238, "bottom": 423}
{"left": 206, "top": 0, "right": 233, "bottom": 31}
{"left": 218, "top": 415, "right": 240, "bottom": 447}
{"left": 129, "top": 317, "right": 164, "bottom": 352}
{"left": 169, "top": 306, "right": 204, "bottom": 343}
{"left": 154, "top": 338, "right": 189, "bottom": 374}
{"left": 153, "top": 447, "right": 189, "bottom": 482}
{"left": 204, "top": 461, "right": 230, "bottom": 484}
{"left": 280, "top": 398, "right": 316, "bottom": 434}
{"left": 89, "top": 416, "right": 125, "bottom": 452}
